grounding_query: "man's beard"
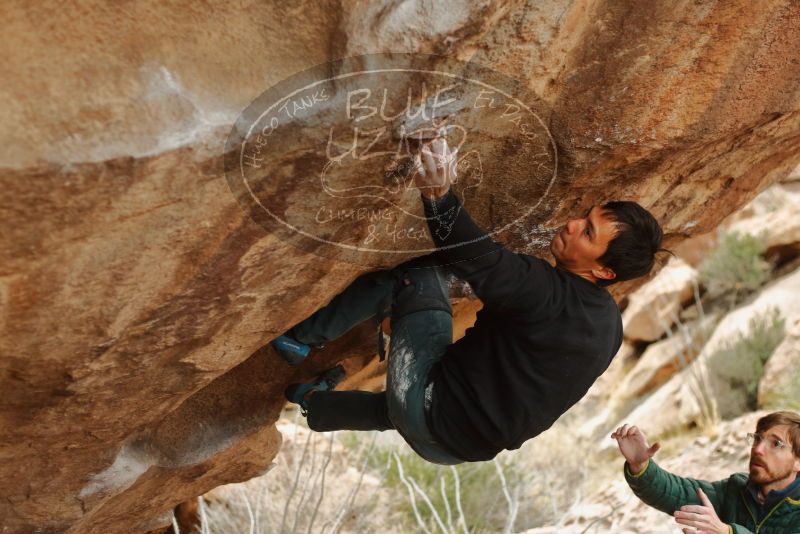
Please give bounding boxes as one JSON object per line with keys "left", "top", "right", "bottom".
{"left": 749, "top": 459, "right": 795, "bottom": 485}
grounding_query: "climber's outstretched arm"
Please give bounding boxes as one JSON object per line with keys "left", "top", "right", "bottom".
{"left": 413, "top": 138, "right": 552, "bottom": 314}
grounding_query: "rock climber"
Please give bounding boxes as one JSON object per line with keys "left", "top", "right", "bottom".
{"left": 274, "top": 136, "right": 666, "bottom": 464}
{"left": 612, "top": 411, "right": 800, "bottom": 533}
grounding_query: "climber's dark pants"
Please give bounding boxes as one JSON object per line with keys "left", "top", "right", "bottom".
{"left": 290, "top": 254, "right": 463, "bottom": 465}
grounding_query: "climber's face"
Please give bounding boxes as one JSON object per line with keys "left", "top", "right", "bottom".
{"left": 550, "top": 206, "right": 618, "bottom": 284}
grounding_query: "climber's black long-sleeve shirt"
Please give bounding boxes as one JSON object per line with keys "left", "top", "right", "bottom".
{"left": 422, "top": 190, "right": 623, "bottom": 462}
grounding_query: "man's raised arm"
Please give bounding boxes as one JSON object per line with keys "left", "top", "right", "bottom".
{"left": 413, "top": 138, "right": 550, "bottom": 314}
{"left": 612, "top": 424, "right": 736, "bottom": 534}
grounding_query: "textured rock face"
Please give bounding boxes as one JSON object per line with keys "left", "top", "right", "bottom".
{"left": 622, "top": 258, "right": 699, "bottom": 342}
{"left": 615, "top": 266, "right": 800, "bottom": 440}
{"left": 758, "top": 318, "right": 800, "bottom": 410}
{"left": 726, "top": 182, "right": 800, "bottom": 255}
{"left": 2, "top": 1, "right": 800, "bottom": 532}
{"left": 620, "top": 312, "right": 718, "bottom": 399}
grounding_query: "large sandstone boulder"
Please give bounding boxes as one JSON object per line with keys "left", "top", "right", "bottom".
{"left": 621, "top": 258, "right": 699, "bottom": 342}
{"left": 3, "top": 1, "right": 800, "bottom": 532}
{"left": 725, "top": 183, "right": 800, "bottom": 257}
{"left": 577, "top": 313, "right": 718, "bottom": 440}
{"left": 724, "top": 180, "right": 800, "bottom": 225}
{"left": 674, "top": 180, "right": 800, "bottom": 269}
{"left": 619, "top": 312, "right": 720, "bottom": 399}
{"left": 611, "top": 265, "right": 800, "bottom": 440}
{"left": 758, "top": 318, "right": 800, "bottom": 410}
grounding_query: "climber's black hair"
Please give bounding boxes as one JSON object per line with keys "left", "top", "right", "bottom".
{"left": 596, "top": 201, "right": 673, "bottom": 286}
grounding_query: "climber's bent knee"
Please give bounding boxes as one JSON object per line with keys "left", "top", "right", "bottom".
{"left": 390, "top": 257, "right": 452, "bottom": 321}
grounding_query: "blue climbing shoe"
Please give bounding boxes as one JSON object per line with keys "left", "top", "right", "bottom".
{"left": 271, "top": 333, "right": 313, "bottom": 365}
{"left": 285, "top": 365, "right": 347, "bottom": 412}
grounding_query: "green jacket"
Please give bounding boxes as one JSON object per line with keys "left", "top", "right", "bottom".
{"left": 624, "top": 460, "right": 800, "bottom": 533}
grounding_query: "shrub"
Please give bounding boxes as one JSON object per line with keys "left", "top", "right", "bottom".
{"left": 710, "top": 307, "right": 786, "bottom": 415}
{"left": 351, "top": 423, "right": 590, "bottom": 533}
{"left": 699, "top": 231, "right": 771, "bottom": 304}
{"left": 365, "top": 446, "right": 509, "bottom": 533}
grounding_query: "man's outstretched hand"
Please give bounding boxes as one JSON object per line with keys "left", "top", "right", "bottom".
{"left": 413, "top": 137, "right": 457, "bottom": 201}
{"left": 611, "top": 424, "right": 661, "bottom": 474}
{"left": 612, "top": 427, "right": 728, "bottom": 533}
{"left": 674, "top": 488, "right": 730, "bottom": 534}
